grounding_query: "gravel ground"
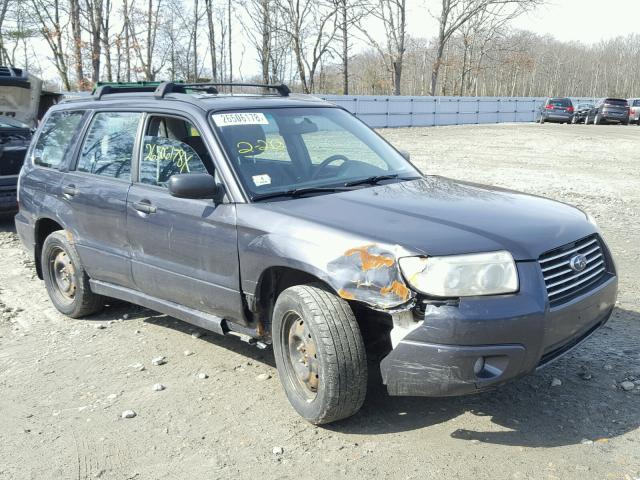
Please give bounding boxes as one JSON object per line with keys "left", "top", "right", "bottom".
{"left": 1, "top": 123, "right": 639, "bottom": 480}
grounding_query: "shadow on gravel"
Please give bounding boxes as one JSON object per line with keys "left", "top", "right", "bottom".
{"left": 144, "top": 314, "right": 277, "bottom": 367}
{"left": 327, "top": 309, "right": 640, "bottom": 448}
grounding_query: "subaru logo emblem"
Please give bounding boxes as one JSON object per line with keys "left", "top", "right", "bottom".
{"left": 569, "top": 254, "right": 587, "bottom": 272}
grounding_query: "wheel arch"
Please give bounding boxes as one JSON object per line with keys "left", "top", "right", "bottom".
{"left": 34, "top": 217, "right": 66, "bottom": 279}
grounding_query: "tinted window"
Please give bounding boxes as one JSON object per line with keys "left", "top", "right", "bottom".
{"left": 33, "top": 110, "right": 84, "bottom": 169}
{"left": 140, "top": 116, "right": 209, "bottom": 187}
{"left": 603, "top": 99, "right": 628, "bottom": 106}
{"left": 548, "top": 98, "right": 571, "bottom": 107}
{"left": 76, "top": 112, "right": 141, "bottom": 180}
{"left": 633, "top": 100, "right": 640, "bottom": 107}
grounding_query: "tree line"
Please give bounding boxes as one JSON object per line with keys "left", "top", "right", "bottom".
{"left": 0, "top": 0, "right": 638, "bottom": 98}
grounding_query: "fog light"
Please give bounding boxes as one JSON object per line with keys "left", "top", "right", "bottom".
{"left": 473, "top": 357, "right": 485, "bottom": 375}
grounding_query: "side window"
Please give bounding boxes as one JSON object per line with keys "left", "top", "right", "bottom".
{"left": 139, "top": 116, "right": 210, "bottom": 187}
{"left": 33, "top": 110, "right": 84, "bottom": 169}
{"left": 76, "top": 112, "right": 142, "bottom": 180}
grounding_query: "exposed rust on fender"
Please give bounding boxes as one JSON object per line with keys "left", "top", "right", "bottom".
{"left": 338, "top": 288, "right": 356, "bottom": 300}
{"left": 343, "top": 244, "right": 395, "bottom": 271}
{"left": 328, "top": 243, "right": 415, "bottom": 309}
{"left": 380, "top": 280, "right": 410, "bottom": 301}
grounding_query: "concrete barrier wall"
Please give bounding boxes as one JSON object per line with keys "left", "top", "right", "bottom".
{"left": 318, "top": 95, "right": 597, "bottom": 128}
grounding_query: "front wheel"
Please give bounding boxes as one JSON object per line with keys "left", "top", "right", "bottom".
{"left": 594, "top": 114, "right": 602, "bottom": 125}
{"left": 272, "top": 285, "right": 367, "bottom": 424}
{"left": 41, "top": 231, "right": 104, "bottom": 318}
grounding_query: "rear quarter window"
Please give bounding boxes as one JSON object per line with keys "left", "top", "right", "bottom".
{"left": 33, "top": 110, "right": 84, "bottom": 169}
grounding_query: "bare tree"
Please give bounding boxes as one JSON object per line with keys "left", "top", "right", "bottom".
{"left": 357, "top": 0, "right": 406, "bottom": 95}
{"left": 430, "top": 0, "right": 543, "bottom": 96}
{"left": 30, "top": 0, "right": 71, "bottom": 90}
{"left": 204, "top": 0, "right": 217, "bottom": 81}
{"left": 83, "top": 0, "right": 104, "bottom": 84}
{"left": 276, "top": 0, "right": 339, "bottom": 93}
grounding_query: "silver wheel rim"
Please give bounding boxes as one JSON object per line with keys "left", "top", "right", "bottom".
{"left": 48, "top": 247, "right": 77, "bottom": 305}
{"left": 282, "top": 311, "right": 319, "bottom": 401}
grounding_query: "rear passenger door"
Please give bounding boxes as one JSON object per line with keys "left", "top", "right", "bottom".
{"left": 126, "top": 114, "right": 243, "bottom": 323}
{"left": 62, "top": 111, "right": 143, "bottom": 288}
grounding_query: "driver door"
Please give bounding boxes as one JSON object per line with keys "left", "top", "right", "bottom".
{"left": 125, "top": 114, "right": 244, "bottom": 324}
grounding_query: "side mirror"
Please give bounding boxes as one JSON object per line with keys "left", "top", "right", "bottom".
{"left": 168, "top": 173, "right": 220, "bottom": 199}
{"left": 398, "top": 149, "right": 411, "bottom": 161}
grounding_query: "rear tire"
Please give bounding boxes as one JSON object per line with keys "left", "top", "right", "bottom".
{"left": 272, "top": 284, "right": 367, "bottom": 424}
{"left": 594, "top": 114, "right": 602, "bottom": 125}
{"left": 41, "top": 231, "right": 104, "bottom": 318}
{"left": 539, "top": 116, "right": 545, "bottom": 124}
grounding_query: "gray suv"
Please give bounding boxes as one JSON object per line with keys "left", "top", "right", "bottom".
{"left": 15, "top": 82, "right": 618, "bottom": 424}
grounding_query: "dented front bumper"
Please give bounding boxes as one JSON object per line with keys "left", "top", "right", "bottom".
{"left": 380, "top": 262, "right": 618, "bottom": 397}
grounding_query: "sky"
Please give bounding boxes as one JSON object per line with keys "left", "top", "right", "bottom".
{"left": 397, "top": 0, "right": 640, "bottom": 45}
{"left": 28, "top": 0, "right": 640, "bottom": 86}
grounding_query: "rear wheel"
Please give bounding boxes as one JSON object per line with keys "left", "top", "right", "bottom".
{"left": 41, "top": 231, "right": 104, "bottom": 318}
{"left": 594, "top": 113, "right": 602, "bottom": 125}
{"left": 272, "top": 284, "right": 367, "bottom": 424}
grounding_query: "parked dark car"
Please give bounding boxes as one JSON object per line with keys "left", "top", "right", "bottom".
{"left": 0, "top": 117, "right": 32, "bottom": 213}
{"left": 539, "top": 97, "right": 574, "bottom": 124}
{"left": 15, "top": 82, "right": 618, "bottom": 424}
{"left": 628, "top": 98, "right": 640, "bottom": 124}
{"left": 585, "top": 98, "right": 630, "bottom": 125}
{"left": 571, "top": 102, "right": 594, "bottom": 124}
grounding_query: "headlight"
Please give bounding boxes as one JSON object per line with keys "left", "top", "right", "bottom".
{"left": 398, "top": 251, "right": 518, "bottom": 297}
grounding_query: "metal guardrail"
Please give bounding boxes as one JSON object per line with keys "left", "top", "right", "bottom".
{"left": 319, "top": 95, "right": 598, "bottom": 128}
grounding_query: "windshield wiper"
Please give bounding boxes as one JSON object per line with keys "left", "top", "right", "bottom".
{"left": 251, "top": 186, "right": 351, "bottom": 202}
{"left": 344, "top": 174, "right": 421, "bottom": 187}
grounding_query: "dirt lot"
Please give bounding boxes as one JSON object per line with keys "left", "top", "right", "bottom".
{"left": 1, "top": 123, "right": 639, "bottom": 480}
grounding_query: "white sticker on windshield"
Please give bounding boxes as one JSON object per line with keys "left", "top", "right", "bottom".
{"left": 252, "top": 174, "right": 271, "bottom": 187}
{"left": 213, "top": 112, "right": 269, "bottom": 127}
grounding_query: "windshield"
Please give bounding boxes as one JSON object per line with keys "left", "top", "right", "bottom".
{"left": 211, "top": 107, "right": 420, "bottom": 200}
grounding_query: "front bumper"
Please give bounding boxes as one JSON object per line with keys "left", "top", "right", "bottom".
{"left": 380, "top": 261, "right": 618, "bottom": 396}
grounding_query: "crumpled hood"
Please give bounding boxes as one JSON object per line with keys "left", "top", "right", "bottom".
{"left": 258, "top": 176, "right": 595, "bottom": 261}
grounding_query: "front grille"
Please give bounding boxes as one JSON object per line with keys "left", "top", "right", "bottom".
{"left": 539, "top": 235, "right": 607, "bottom": 306}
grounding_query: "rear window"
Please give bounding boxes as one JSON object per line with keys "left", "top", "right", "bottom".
{"left": 33, "top": 110, "right": 84, "bottom": 169}
{"left": 548, "top": 98, "right": 571, "bottom": 107}
{"left": 603, "top": 99, "right": 627, "bottom": 106}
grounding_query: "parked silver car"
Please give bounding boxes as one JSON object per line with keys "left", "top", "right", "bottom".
{"left": 628, "top": 98, "right": 640, "bottom": 124}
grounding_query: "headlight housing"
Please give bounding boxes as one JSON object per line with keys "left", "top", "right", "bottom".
{"left": 398, "top": 251, "right": 518, "bottom": 297}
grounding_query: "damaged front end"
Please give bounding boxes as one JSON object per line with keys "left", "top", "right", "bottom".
{"left": 328, "top": 243, "right": 415, "bottom": 310}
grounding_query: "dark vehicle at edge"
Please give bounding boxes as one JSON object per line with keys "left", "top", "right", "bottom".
{"left": 585, "top": 98, "right": 630, "bottom": 125}
{"left": 0, "top": 117, "right": 32, "bottom": 213}
{"left": 539, "top": 97, "right": 574, "bottom": 124}
{"left": 15, "top": 82, "right": 618, "bottom": 424}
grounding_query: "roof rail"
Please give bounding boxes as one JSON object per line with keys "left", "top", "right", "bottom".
{"left": 154, "top": 81, "right": 290, "bottom": 99}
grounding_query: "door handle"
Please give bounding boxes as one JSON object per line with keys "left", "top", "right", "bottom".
{"left": 62, "top": 184, "right": 78, "bottom": 197}
{"left": 132, "top": 200, "right": 157, "bottom": 214}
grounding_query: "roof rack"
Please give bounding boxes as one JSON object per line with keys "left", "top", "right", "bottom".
{"left": 93, "top": 84, "right": 159, "bottom": 100}
{"left": 154, "top": 81, "right": 290, "bottom": 99}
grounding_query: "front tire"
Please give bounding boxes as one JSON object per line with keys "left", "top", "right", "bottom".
{"left": 41, "top": 231, "right": 104, "bottom": 318}
{"left": 272, "top": 285, "right": 367, "bottom": 424}
{"left": 594, "top": 113, "right": 602, "bottom": 125}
